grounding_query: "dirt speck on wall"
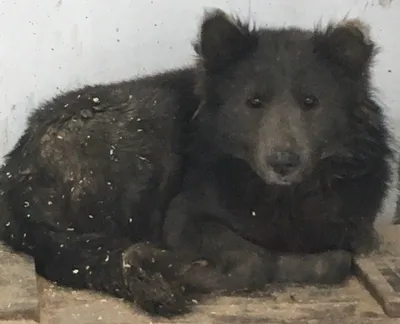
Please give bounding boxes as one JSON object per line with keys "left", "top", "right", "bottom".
{"left": 379, "top": 0, "right": 394, "bottom": 8}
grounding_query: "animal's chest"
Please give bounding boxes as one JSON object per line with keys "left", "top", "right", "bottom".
{"left": 218, "top": 186, "right": 347, "bottom": 253}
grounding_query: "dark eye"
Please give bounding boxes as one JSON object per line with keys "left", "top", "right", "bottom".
{"left": 302, "top": 95, "right": 319, "bottom": 110}
{"left": 246, "top": 97, "right": 263, "bottom": 109}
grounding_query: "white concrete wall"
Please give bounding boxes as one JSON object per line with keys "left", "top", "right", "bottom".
{"left": 1, "top": 0, "right": 399, "bottom": 221}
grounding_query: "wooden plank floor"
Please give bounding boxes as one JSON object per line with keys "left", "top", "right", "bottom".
{"left": 0, "top": 245, "right": 39, "bottom": 322}
{"left": 2, "top": 224, "right": 400, "bottom": 323}
{"left": 38, "top": 224, "right": 400, "bottom": 324}
{"left": 38, "top": 277, "right": 394, "bottom": 324}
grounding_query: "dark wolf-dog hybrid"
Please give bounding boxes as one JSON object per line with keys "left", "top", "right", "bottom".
{"left": 164, "top": 9, "right": 392, "bottom": 293}
{"left": 0, "top": 8, "right": 392, "bottom": 317}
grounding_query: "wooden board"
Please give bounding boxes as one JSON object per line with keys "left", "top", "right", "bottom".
{"left": 355, "top": 224, "right": 400, "bottom": 318}
{"left": 0, "top": 244, "right": 39, "bottom": 322}
{"left": 3, "top": 224, "right": 399, "bottom": 323}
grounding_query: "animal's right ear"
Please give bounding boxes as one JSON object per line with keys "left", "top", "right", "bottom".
{"left": 195, "top": 8, "right": 258, "bottom": 71}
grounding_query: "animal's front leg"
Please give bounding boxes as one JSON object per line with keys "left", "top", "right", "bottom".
{"left": 164, "top": 192, "right": 352, "bottom": 294}
{"left": 189, "top": 220, "right": 352, "bottom": 287}
{"left": 350, "top": 223, "right": 381, "bottom": 256}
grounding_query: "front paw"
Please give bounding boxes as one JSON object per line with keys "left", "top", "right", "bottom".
{"left": 180, "top": 250, "right": 275, "bottom": 294}
{"left": 216, "top": 250, "right": 276, "bottom": 292}
{"left": 351, "top": 227, "right": 380, "bottom": 256}
{"left": 275, "top": 250, "right": 352, "bottom": 284}
{"left": 121, "top": 243, "right": 192, "bottom": 316}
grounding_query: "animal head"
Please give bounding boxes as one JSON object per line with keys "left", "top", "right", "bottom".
{"left": 193, "top": 9, "right": 382, "bottom": 186}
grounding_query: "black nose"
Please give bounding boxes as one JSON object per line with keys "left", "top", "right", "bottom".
{"left": 267, "top": 151, "right": 301, "bottom": 176}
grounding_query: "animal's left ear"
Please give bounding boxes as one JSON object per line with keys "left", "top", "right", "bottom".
{"left": 194, "top": 8, "right": 258, "bottom": 72}
{"left": 313, "top": 19, "right": 377, "bottom": 78}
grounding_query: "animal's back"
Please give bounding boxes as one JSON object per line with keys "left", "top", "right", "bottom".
{"left": 1, "top": 68, "right": 197, "bottom": 246}
{"left": 0, "top": 67, "right": 204, "bottom": 316}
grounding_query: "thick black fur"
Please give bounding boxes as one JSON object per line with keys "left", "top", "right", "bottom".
{"left": 0, "top": 8, "right": 392, "bottom": 318}
{"left": 163, "top": 9, "right": 393, "bottom": 294}
{"left": 0, "top": 68, "right": 206, "bottom": 316}
{"left": 0, "top": 61, "right": 348, "bottom": 318}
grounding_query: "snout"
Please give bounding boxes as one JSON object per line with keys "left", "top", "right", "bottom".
{"left": 266, "top": 150, "right": 301, "bottom": 177}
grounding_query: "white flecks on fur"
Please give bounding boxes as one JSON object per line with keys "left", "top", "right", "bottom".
{"left": 123, "top": 260, "right": 131, "bottom": 269}
{"left": 129, "top": 218, "right": 133, "bottom": 223}
{"left": 26, "top": 214, "right": 31, "bottom": 218}
{"left": 92, "top": 97, "right": 100, "bottom": 103}
{"left": 85, "top": 265, "right": 90, "bottom": 270}
{"left": 138, "top": 156, "right": 147, "bottom": 161}
{"left": 23, "top": 233, "right": 27, "bottom": 238}
{"left": 5, "top": 222, "right": 10, "bottom": 227}
{"left": 128, "top": 94, "right": 133, "bottom": 100}
{"left": 107, "top": 181, "right": 112, "bottom": 186}
{"left": 64, "top": 104, "right": 69, "bottom": 108}
{"left": 251, "top": 210, "right": 256, "bottom": 216}
{"left": 88, "top": 214, "right": 94, "bottom": 219}
{"left": 105, "top": 255, "right": 110, "bottom": 262}
{"left": 137, "top": 118, "right": 141, "bottom": 122}
{"left": 6, "top": 172, "right": 12, "bottom": 178}
{"left": 23, "top": 201, "right": 30, "bottom": 208}
{"left": 109, "top": 145, "right": 116, "bottom": 156}
{"left": 87, "top": 135, "right": 91, "bottom": 139}
{"left": 97, "top": 246, "right": 102, "bottom": 251}
{"left": 57, "top": 135, "right": 64, "bottom": 140}
{"left": 70, "top": 187, "right": 75, "bottom": 192}
{"left": 67, "top": 227, "right": 75, "bottom": 231}
{"left": 72, "top": 269, "right": 79, "bottom": 274}
{"left": 60, "top": 244, "right": 64, "bottom": 248}
{"left": 137, "top": 129, "right": 143, "bottom": 132}
{"left": 48, "top": 201, "right": 53, "bottom": 206}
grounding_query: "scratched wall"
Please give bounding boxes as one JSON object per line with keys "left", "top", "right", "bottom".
{"left": 0, "top": 0, "right": 399, "bottom": 221}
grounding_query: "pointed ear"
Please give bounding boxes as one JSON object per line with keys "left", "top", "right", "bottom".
{"left": 195, "top": 8, "right": 258, "bottom": 71}
{"left": 313, "top": 19, "right": 377, "bottom": 78}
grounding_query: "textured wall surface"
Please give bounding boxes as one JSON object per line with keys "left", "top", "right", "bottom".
{"left": 0, "top": 0, "right": 399, "bottom": 221}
